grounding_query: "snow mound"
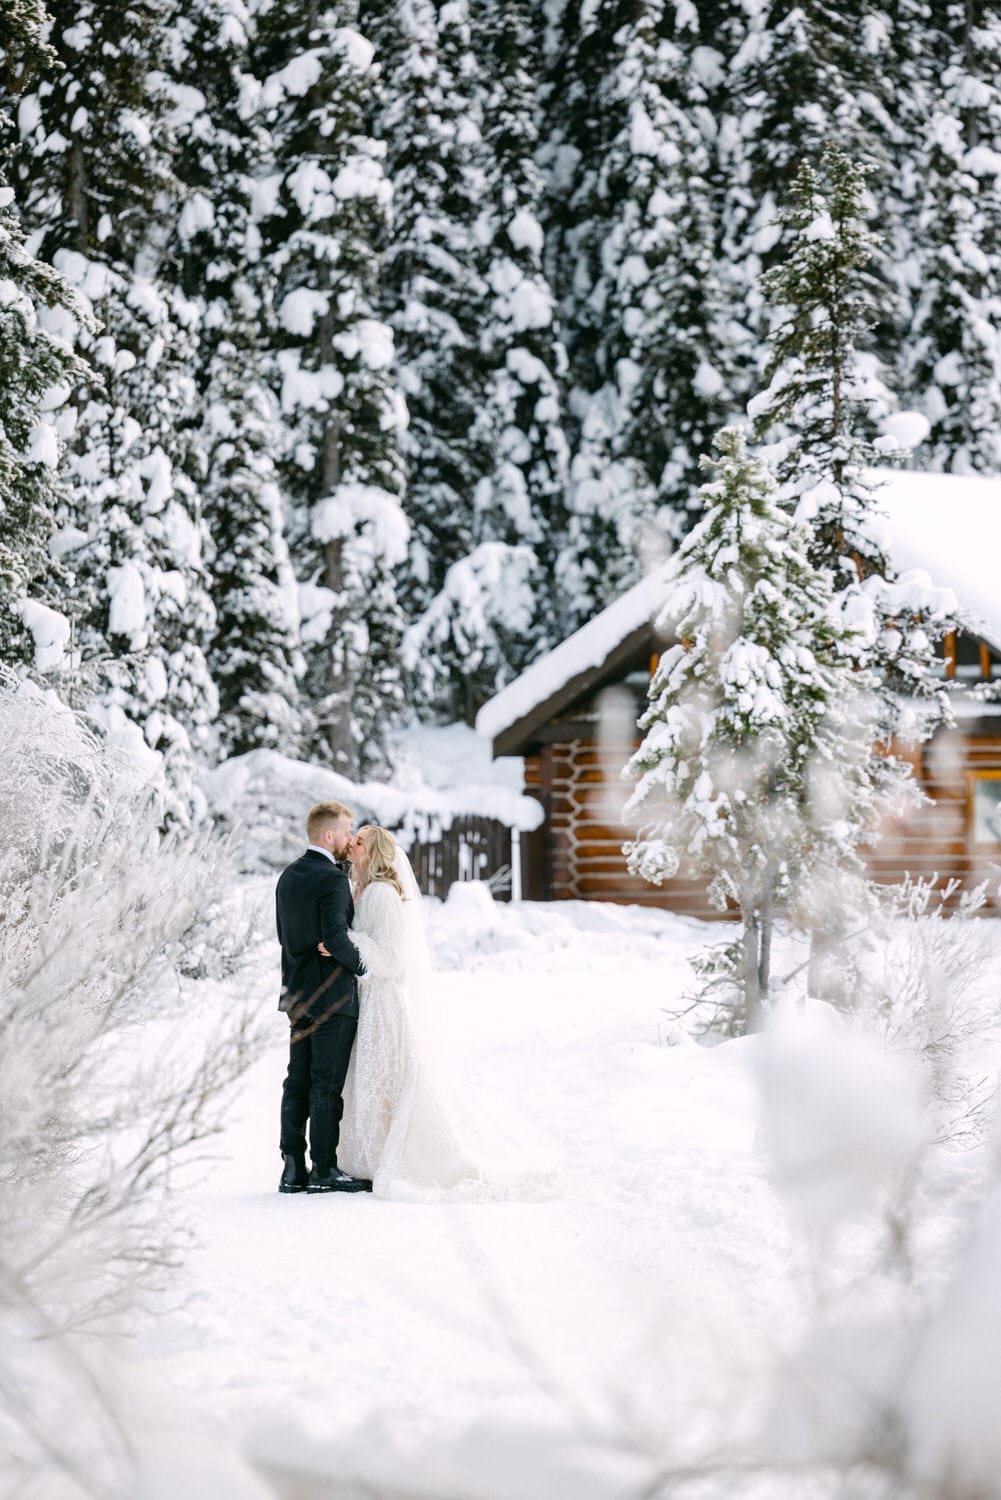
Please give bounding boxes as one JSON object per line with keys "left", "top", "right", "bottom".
{"left": 201, "top": 747, "right": 543, "bottom": 871}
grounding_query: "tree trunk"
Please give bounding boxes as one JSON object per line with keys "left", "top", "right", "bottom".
{"left": 741, "top": 911, "right": 762, "bottom": 1035}
{"left": 757, "top": 881, "right": 773, "bottom": 1022}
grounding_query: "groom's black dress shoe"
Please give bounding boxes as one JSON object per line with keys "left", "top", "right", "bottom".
{"left": 278, "top": 1153, "right": 309, "bottom": 1193}
{"left": 307, "top": 1165, "right": 373, "bottom": 1194}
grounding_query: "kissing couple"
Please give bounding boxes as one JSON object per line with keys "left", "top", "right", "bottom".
{"left": 275, "top": 800, "right": 506, "bottom": 1201}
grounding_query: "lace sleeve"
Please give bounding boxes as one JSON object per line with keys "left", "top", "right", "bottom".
{"left": 353, "top": 882, "right": 407, "bottom": 981}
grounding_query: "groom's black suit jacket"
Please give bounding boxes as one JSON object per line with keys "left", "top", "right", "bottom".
{"left": 275, "top": 850, "right": 365, "bottom": 1023}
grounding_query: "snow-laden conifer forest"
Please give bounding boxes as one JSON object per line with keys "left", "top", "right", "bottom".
{"left": 5, "top": 1, "right": 1001, "bottom": 1497}
{"left": 3, "top": 0, "right": 1001, "bottom": 794}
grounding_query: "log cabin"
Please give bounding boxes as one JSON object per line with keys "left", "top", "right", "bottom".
{"left": 477, "top": 470, "right": 1001, "bottom": 915}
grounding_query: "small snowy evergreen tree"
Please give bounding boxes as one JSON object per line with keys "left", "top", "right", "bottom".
{"left": 624, "top": 428, "right": 899, "bottom": 1032}
{"left": 750, "top": 144, "right": 952, "bottom": 722}
{"left": 253, "top": 0, "right": 408, "bottom": 775}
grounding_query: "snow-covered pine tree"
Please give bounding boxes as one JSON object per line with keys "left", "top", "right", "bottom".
{"left": 172, "top": 0, "right": 305, "bottom": 757}
{"left": 400, "top": 0, "right": 571, "bottom": 722}
{"left": 253, "top": 0, "right": 408, "bottom": 776}
{"left": 540, "top": 0, "right": 737, "bottom": 625}
{"left": 0, "top": 3, "right": 90, "bottom": 671}
{"left": 361, "top": 0, "right": 512, "bottom": 721}
{"left": 624, "top": 427, "right": 894, "bottom": 1033}
{"left": 540, "top": 1, "right": 658, "bottom": 621}
{"left": 470, "top": 0, "right": 569, "bottom": 634}
{"left": 899, "top": 5, "right": 1001, "bottom": 472}
{"left": 10, "top": 0, "right": 218, "bottom": 812}
{"left": 750, "top": 144, "right": 952, "bottom": 724}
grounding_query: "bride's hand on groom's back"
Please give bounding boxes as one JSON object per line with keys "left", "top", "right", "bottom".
{"left": 317, "top": 941, "right": 331, "bottom": 957}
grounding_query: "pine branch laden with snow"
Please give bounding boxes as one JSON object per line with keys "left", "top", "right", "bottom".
{"left": 751, "top": 146, "right": 892, "bottom": 565}
{"left": 750, "top": 143, "right": 954, "bottom": 727}
{"left": 368, "top": 0, "right": 491, "bottom": 622}
{"left": 0, "top": 676, "right": 263, "bottom": 1484}
{"left": 623, "top": 427, "right": 912, "bottom": 1030}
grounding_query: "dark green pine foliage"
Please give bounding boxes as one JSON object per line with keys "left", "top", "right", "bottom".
{"left": 751, "top": 144, "right": 952, "bottom": 719}
{"left": 173, "top": 0, "right": 305, "bottom": 757}
{"left": 0, "top": 3, "right": 90, "bottom": 670}
{"left": 10, "top": 0, "right": 218, "bottom": 811}
{"left": 253, "top": 0, "right": 407, "bottom": 777}
{"left": 474, "top": 0, "right": 569, "bottom": 570}
{"left": 899, "top": 4, "right": 1001, "bottom": 472}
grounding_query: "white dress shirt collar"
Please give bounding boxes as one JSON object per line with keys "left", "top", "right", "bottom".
{"left": 306, "top": 843, "right": 338, "bottom": 864}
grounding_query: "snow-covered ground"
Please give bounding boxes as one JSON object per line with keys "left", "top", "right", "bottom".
{"left": 126, "top": 892, "right": 801, "bottom": 1497}
{"left": 123, "top": 887, "right": 1001, "bottom": 1499}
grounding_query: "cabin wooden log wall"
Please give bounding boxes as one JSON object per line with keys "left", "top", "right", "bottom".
{"left": 519, "top": 700, "right": 1001, "bottom": 915}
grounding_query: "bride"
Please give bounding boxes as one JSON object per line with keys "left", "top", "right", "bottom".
{"left": 329, "top": 825, "right": 547, "bottom": 1201}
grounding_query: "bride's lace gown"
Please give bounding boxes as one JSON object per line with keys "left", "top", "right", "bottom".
{"left": 338, "top": 881, "right": 502, "bottom": 1200}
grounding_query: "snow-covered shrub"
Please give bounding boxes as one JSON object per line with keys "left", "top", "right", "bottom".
{"left": 752, "top": 985, "right": 1001, "bottom": 1498}
{"left": 0, "top": 675, "right": 263, "bottom": 1491}
{"left": 861, "top": 879, "right": 1000, "bottom": 1150}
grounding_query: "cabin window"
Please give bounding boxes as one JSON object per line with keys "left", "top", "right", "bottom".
{"left": 967, "top": 770, "right": 1001, "bottom": 845}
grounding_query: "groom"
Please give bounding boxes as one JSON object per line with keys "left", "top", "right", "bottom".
{"left": 275, "top": 800, "right": 371, "bottom": 1194}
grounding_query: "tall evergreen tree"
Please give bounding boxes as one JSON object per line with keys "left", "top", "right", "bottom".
{"left": 172, "top": 0, "right": 305, "bottom": 756}
{"left": 399, "top": 0, "right": 573, "bottom": 720}
{"left": 0, "top": 2, "right": 90, "bottom": 671}
{"left": 899, "top": 5, "right": 1001, "bottom": 472}
{"left": 362, "top": 0, "right": 489, "bottom": 619}
{"left": 624, "top": 428, "right": 895, "bottom": 1033}
{"left": 469, "top": 0, "right": 570, "bottom": 638}
{"left": 9, "top": 0, "right": 218, "bottom": 809}
{"left": 253, "top": 0, "right": 407, "bottom": 776}
{"left": 541, "top": 0, "right": 738, "bottom": 623}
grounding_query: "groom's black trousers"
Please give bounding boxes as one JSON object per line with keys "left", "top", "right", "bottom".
{"left": 280, "top": 1008, "right": 357, "bottom": 1170}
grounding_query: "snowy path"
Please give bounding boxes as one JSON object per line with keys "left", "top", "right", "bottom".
{"left": 134, "top": 899, "right": 806, "bottom": 1495}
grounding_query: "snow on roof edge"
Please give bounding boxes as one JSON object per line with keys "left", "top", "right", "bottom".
{"left": 477, "top": 468, "right": 1001, "bottom": 747}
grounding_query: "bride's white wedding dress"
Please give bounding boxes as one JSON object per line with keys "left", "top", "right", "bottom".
{"left": 338, "top": 868, "right": 550, "bottom": 1202}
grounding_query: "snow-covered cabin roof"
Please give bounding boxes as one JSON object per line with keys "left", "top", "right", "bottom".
{"left": 477, "top": 468, "right": 1001, "bottom": 757}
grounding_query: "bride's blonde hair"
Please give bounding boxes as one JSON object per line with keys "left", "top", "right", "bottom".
{"left": 357, "top": 825, "right": 406, "bottom": 900}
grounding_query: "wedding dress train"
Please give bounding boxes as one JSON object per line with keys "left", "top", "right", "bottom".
{"left": 338, "top": 877, "right": 550, "bottom": 1202}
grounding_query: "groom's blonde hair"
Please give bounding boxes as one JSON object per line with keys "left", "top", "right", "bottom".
{"left": 307, "top": 800, "right": 353, "bottom": 841}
